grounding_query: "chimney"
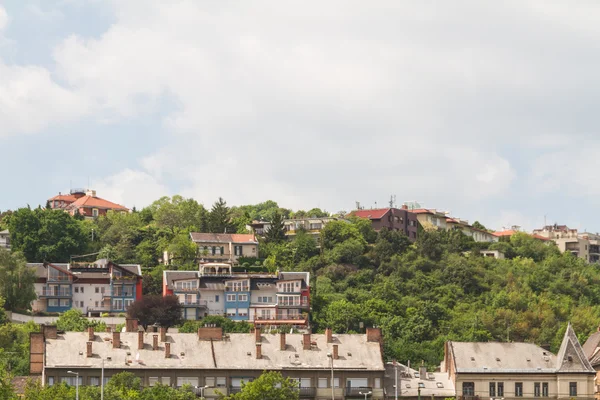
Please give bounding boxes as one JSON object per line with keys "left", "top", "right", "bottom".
{"left": 303, "top": 333, "right": 311, "bottom": 350}
{"left": 88, "top": 327, "right": 94, "bottom": 341}
{"left": 160, "top": 327, "right": 167, "bottom": 342}
{"left": 255, "top": 328, "right": 261, "bottom": 343}
{"left": 333, "top": 344, "right": 339, "bottom": 360}
{"left": 402, "top": 204, "right": 408, "bottom": 210}
{"left": 138, "top": 331, "right": 144, "bottom": 350}
{"left": 256, "top": 343, "right": 262, "bottom": 359}
{"left": 153, "top": 335, "right": 158, "bottom": 351}
{"left": 419, "top": 361, "right": 427, "bottom": 380}
{"left": 165, "top": 342, "right": 171, "bottom": 358}
{"left": 126, "top": 318, "right": 138, "bottom": 332}
{"left": 112, "top": 332, "right": 120, "bottom": 349}
{"left": 87, "top": 341, "right": 93, "bottom": 358}
{"left": 325, "top": 328, "right": 333, "bottom": 343}
{"left": 280, "top": 333, "right": 286, "bottom": 351}
{"left": 366, "top": 327, "right": 382, "bottom": 343}
{"left": 42, "top": 325, "right": 57, "bottom": 339}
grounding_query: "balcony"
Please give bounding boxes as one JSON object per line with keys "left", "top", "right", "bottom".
{"left": 225, "top": 287, "right": 249, "bottom": 293}
{"left": 277, "top": 300, "right": 309, "bottom": 308}
{"left": 345, "top": 387, "right": 372, "bottom": 397}
{"left": 254, "top": 315, "right": 308, "bottom": 326}
{"left": 38, "top": 289, "right": 72, "bottom": 298}
{"left": 103, "top": 290, "right": 135, "bottom": 298}
{"left": 297, "top": 387, "right": 316, "bottom": 397}
{"left": 173, "top": 287, "right": 200, "bottom": 293}
{"left": 181, "top": 300, "right": 208, "bottom": 308}
{"left": 229, "top": 387, "right": 242, "bottom": 394}
{"left": 47, "top": 276, "right": 71, "bottom": 282}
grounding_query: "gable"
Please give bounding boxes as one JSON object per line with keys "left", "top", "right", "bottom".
{"left": 556, "top": 323, "right": 595, "bottom": 373}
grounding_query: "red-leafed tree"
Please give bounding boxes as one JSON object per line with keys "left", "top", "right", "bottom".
{"left": 127, "top": 295, "right": 182, "bottom": 330}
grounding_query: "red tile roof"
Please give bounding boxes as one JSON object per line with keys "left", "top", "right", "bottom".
{"left": 348, "top": 208, "right": 391, "bottom": 219}
{"left": 493, "top": 230, "right": 551, "bottom": 241}
{"left": 407, "top": 208, "right": 434, "bottom": 214}
{"left": 190, "top": 233, "right": 257, "bottom": 243}
{"left": 68, "top": 195, "right": 128, "bottom": 211}
{"left": 48, "top": 194, "right": 78, "bottom": 202}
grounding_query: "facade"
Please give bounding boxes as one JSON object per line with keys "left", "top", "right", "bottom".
{"left": 189, "top": 233, "right": 258, "bottom": 264}
{"left": 443, "top": 324, "right": 595, "bottom": 400}
{"left": 348, "top": 207, "right": 418, "bottom": 241}
{"left": 0, "top": 229, "right": 10, "bottom": 250}
{"left": 384, "top": 361, "right": 455, "bottom": 400}
{"left": 248, "top": 217, "right": 338, "bottom": 239}
{"left": 32, "top": 326, "right": 386, "bottom": 399}
{"left": 582, "top": 327, "right": 600, "bottom": 399}
{"left": 532, "top": 225, "right": 600, "bottom": 263}
{"left": 445, "top": 218, "right": 499, "bottom": 243}
{"left": 29, "top": 259, "right": 142, "bottom": 315}
{"left": 48, "top": 189, "right": 128, "bottom": 219}
{"left": 163, "top": 263, "right": 310, "bottom": 325}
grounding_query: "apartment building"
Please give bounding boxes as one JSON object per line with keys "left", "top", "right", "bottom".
{"left": 443, "top": 324, "right": 595, "bottom": 400}
{"left": 48, "top": 189, "right": 129, "bottom": 219}
{"left": 31, "top": 326, "right": 386, "bottom": 399}
{"left": 532, "top": 225, "right": 600, "bottom": 263}
{"left": 247, "top": 217, "right": 338, "bottom": 239}
{"left": 29, "top": 259, "right": 142, "bottom": 315}
{"left": 348, "top": 207, "right": 418, "bottom": 240}
{"left": 163, "top": 263, "right": 310, "bottom": 325}
{"left": 189, "top": 233, "right": 258, "bottom": 264}
{"left": 0, "top": 229, "right": 10, "bottom": 250}
{"left": 445, "top": 218, "right": 499, "bottom": 243}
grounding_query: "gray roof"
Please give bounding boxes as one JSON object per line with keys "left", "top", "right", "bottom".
{"left": 556, "top": 323, "right": 595, "bottom": 373}
{"left": 163, "top": 271, "right": 198, "bottom": 290}
{"left": 384, "top": 363, "right": 454, "bottom": 398}
{"left": 44, "top": 332, "right": 384, "bottom": 371}
{"left": 0, "top": 229, "right": 9, "bottom": 235}
{"left": 582, "top": 330, "right": 600, "bottom": 366}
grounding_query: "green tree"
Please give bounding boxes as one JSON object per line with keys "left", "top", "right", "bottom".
{"left": 264, "top": 211, "right": 286, "bottom": 244}
{"left": 221, "top": 371, "right": 299, "bottom": 400}
{"left": 0, "top": 249, "right": 37, "bottom": 311}
{"left": 209, "top": 197, "right": 233, "bottom": 233}
{"left": 56, "top": 309, "right": 106, "bottom": 332}
{"left": 0, "top": 367, "right": 17, "bottom": 400}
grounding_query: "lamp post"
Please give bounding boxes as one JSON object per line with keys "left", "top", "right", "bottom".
{"left": 360, "top": 390, "right": 372, "bottom": 400}
{"left": 195, "top": 385, "right": 208, "bottom": 399}
{"left": 101, "top": 359, "right": 104, "bottom": 400}
{"left": 327, "top": 352, "right": 335, "bottom": 400}
{"left": 67, "top": 371, "right": 79, "bottom": 400}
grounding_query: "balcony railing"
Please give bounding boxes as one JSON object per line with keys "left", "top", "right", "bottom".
{"left": 103, "top": 290, "right": 135, "bottom": 298}
{"left": 48, "top": 276, "right": 71, "bottom": 282}
{"left": 173, "top": 287, "right": 200, "bottom": 292}
{"left": 229, "top": 387, "right": 243, "bottom": 394}
{"left": 38, "top": 289, "right": 72, "bottom": 298}
{"left": 277, "top": 300, "right": 309, "bottom": 307}
{"left": 225, "top": 287, "right": 249, "bottom": 292}
{"left": 181, "top": 300, "right": 208, "bottom": 307}
{"left": 296, "top": 387, "right": 316, "bottom": 397}
{"left": 345, "top": 387, "right": 372, "bottom": 397}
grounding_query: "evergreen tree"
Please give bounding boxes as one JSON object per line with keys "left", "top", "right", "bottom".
{"left": 264, "top": 211, "right": 286, "bottom": 243}
{"left": 209, "top": 197, "right": 232, "bottom": 233}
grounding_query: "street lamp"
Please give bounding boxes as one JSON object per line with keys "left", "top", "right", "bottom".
{"left": 327, "top": 353, "right": 335, "bottom": 400}
{"left": 195, "top": 385, "right": 209, "bottom": 399}
{"left": 67, "top": 371, "right": 79, "bottom": 400}
{"left": 360, "top": 390, "right": 372, "bottom": 400}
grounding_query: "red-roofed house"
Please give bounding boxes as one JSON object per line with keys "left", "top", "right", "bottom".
{"left": 348, "top": 207, "right": 418, "bottom": 240}
{"left": 48, "top": 189, "right": 128, "bottom": 219}
{"left": 189, "top": 233, "right": 258, "bottom": 264}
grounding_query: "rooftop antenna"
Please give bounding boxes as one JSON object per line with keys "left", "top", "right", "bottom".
{"left": 389, "top": 195, "right": 396, "bottom": 208}
{"left": 374, "top": 201, "right": 377, "bottom": 209}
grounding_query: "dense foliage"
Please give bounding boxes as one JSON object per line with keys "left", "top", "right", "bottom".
{"left": 127, "top": 295, "right": 183, "bottom": 330}
{"left": 220, "top": 371, "right": 299, "bottom": 400}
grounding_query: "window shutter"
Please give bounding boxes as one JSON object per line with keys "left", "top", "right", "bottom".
{"left": 221, "top": 247, "right": 224, "bottom": 255}
{"left": 212, "top": 247, "right": 215, "bottom": 255}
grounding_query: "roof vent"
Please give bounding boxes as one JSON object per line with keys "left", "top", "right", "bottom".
{"left": 496, "top": 357, "right": 501, "bottom": 362}
{"left": 470, "top": 357, "right": 475, "bottom": 361}
{"left": 347, "top": 352, "right": 352, "bottom": 357}
{"left": 107, "top": 356, "right": 112, "bottom": 361}
{"left": 567, "top": 356, "right": 573, "bottom": 362}
{"left": 437, "top": 382, "right": 444, "bottom": 388}
{"left": 180, "top": 352, "right": 185, "bottom": 357}
{"left": 247, "top": 352, "right": 251, "bottom": 356}
{"left": 526, "top": 358, "right": 531, "bottom": 362}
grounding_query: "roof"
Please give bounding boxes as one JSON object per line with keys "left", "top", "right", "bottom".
{"left": 556, "top": 323, "right": 595, "bottom": 373}
{"left": 164, "top": 270, "right": 199, "bottom": 290}
{"left": 348, "top": 208, "right": 391, "bottom": 220}
{"left": 409, "top": 208, "right": 435, "bottom": 215}
{"left": 189, "top": 233, "right": 257, "bottom": 244}
{"left": 0, "top": 229, "right": 8, "bottom": 235}
{"left": 48, "top": 193, "right": 79, "bottom": 202}
{"left": 44, "top": 331, "right": 385, "bottom": 371}
{"left": 384, "top": 363, "right": 454, "bottom": 398}
{"left": 448, "top": 341, "right": 557, "bottom": 373}
{"left": 583, "top": 330, "right": 600, "bottom": 367}
{"left": 68, "top": 195, "right": 128, "bottom": 211}
{"left": 493, "top": 230, "right": 551, "bottom": 241}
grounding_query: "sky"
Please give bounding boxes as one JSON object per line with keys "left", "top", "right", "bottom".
{"left": 1, "top": 0, "right": 600, "bottom": 232}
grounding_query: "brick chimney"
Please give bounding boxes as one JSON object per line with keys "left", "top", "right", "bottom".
{"left": 255, "top": 327, "right": 261, "bottom": 343}
{"left": 165, "top": 342, "right": 171, "bottom": 358}
{"left": 159, "top": 327, "right": 167, "bottom": 342}
{"left": 86, "top": 341, "right": 93, "bottom": 358}
{"left": 138, "top": 331, "right": 144, "bottom": 350}
{"left": 153, "top": 335, "right": 158, "bottom": 351}
{"left": 42, "top": 325, "right": 57, "bottom": 339}
{"left": 112, "top": 332, "right": 121, "bottom": 349}
{"left": 303, "top": 333, "right": 311, "bottom": 350}
{"left": 325, "top": 328, "right": 332, "bottom": 343}
{"left": 280, "top": 333, "right": 286, "bottom": 351}
{"left": 366, "top": 327, "right": 382, "bottom": 343}
{"left": 333, "top": 344, "right": 339, "bottom": 360}
{"left": 125, "top": 318, "right": 138, "bottom": 332}
{"left": 256, "top": 343, "right": 262, "bottom": 359}
{"left": 88, "top": 327, "right": 94, "bottom": 341}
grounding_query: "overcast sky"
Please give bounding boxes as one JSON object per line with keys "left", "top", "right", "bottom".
{"left": 1, "top": 1, "right": 599, "bottom": 231}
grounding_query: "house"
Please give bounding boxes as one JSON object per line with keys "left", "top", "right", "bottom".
{"left": 582, "top": 326, "right": 600, "bottom": 399}
{"left": 163, "top": 263, "right": 310, "bottom": 325}
{"left": 384, "top": 361, "right": 455, "bottom": 400}
{"left": 348, "top": 207, "right": 418, "bottom": 241}
{"left": 31, "top": 325, "right": 386, "bottom": 399}
{"left": 445, "top": 218, "right": 498, "bottom": 243}
{"left": 28, "top": 259, "right": 142, "bottom": 315}
{"left": 0, "top": 229, "right": 10, "bottom": 250}
{"left": 532, "top": 225, "right": 600, "bottom": 263}
{"left": 247, "top": 217, "right": 338, "bottom": 239}
{"left": 189, "top": 233, "right": 258, "bottom": 264}
{"left": 442, "top": 323, "right": 595, "bottom": 400}
{"left": 408, "top": 208, "right": 449, "bottom": 231}
{"left": 48, "top": 189, "right": 128, "bottom": 219}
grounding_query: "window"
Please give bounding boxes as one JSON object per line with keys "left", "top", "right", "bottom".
{"left": 542, "top": 382, "right": 548, "bottom": 397}
{"left": 92, "top": 209, "right": 99, "bottom": 217}
{"left": 498, "top": 382, "right": 504, "bottom": 397}
{"left": 238, "top": 308, "right": 248, "bottom": 316}
{"left": 175, "top": 280, "right": 198, "bottom": 290}
{"left": 205, "top": 377, "right": 215, "bottom": 387}
{"left": 81, "top": 287, "right": 84, "bottom": 293}
{"left": 418, "top": 382, "right": 425, "bottom": 388}
{"left": 515, "top": 382, "right": 523, "bottom": 397}
{"left": 95, "top": 301, "right": 99, "bottom": 307}
{"left": 318, "top": 378, "right": 328, "bottom": 388}
{"left": 101, "top": 287, "right": 105, "bottom": 294}
{"left": 534, "top": 382, "right": 541, "bottom": 397}
{"left": 489, "top": 382, "right": 496, "bottom": 397}
{"left": 124, "top": 299, "right": 134, "bottom": 309}
{"left": 258, "top": 296, "right": 273, "bottom": 303}
{"left": 89, "top": 377, "right": 100, "bottom": 386}
{"left": 161, "top": 377, "right": 170, "bottom": 385}
{"left": 227, "top": 294, "right": 236, "bottom": 302}
{"left": 333, "top": 378, "right": 340, "bottom": 388}
{"left": 215, "top": 247, "right": 222, "bottom": 255}
{"left": 238, "top": 294, "right": 248, "bottom": 302}
{"left": 49, "top": 299, "right": 59, "bottom": 307}
{"left": 216, "top": 377, "right": 226, "bottom": 387}
{"left": 74, "top": 287, "right": 79, "bottom": 293}
{"left": 60, "top": 299, "right": 69, "bottom": 307}
{"left": 226, "top": 308, "right": 236, "bottom": 316}
{"left": 61, "top": 376, "right": 83, "bottom": 386}
{"left": 47, "top": 377, "right": 55, "bottom": 386}
{"left": 215, "top": 295, "right": 219, "bottom": 302}
{"left": 95, "top": 287, "right": 100, "bottom": 293}
{"left": 149, "top": 377, "right": 159, "bottom": 386}
{"left": 79, "top": 301, "right": 84, "bottom": 307}
{"left": 462, "top": 382, "right": 475, "bottom": 397}
{"left": 234, "top": 245, "right": 243, "bottom": 256}
{"left": 374, "top": 378, "right": 381, "bottom": 389}
{"left": 177, "top": 377, "right": 198, "bottom": 387}
{"left": 113, "top": 299, "right": 123, "bottom": 310}
{"left": 569, "top": 382, "right": 577, "bottom": 397}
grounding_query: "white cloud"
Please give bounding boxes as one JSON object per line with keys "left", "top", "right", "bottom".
{"left": 93, "top": 169, "right": 170, "bottom": 209}
{"left": 0, "top": 6, "right": 8, "bottom": 32}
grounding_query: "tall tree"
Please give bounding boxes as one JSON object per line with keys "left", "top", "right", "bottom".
{"left": 209, "top": 197, "right": 233, "bottom": 233}
{"left": 127, "top": 295, "right": 183, "bottom": 330}
{"left": 223, "top": 371, "right": 299, "bottom": 400}
{"left": 264, "top": 211, "right": 286, "bottom": 244}
{"left": 0, "top": 249, "right": 37, "bottom": 311}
